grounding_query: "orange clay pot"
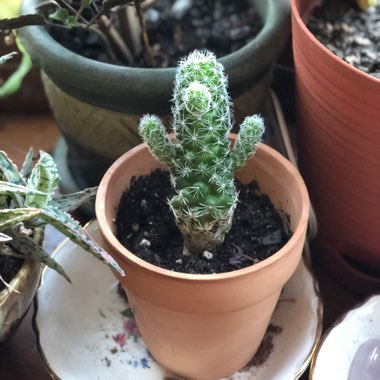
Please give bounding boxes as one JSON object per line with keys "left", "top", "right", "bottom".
{"left": 96, "top": 138, "right": 309, "bottom": 380}
{"left": 292, "top": 0, "right": 380, "bottom": 295}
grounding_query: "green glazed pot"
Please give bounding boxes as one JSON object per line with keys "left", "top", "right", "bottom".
{"left": 19, "top": 0, "right": 291, "bottom": 191}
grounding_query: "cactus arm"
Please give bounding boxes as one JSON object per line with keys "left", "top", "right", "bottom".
{"left": 26, "top": 151, "right": 60, "bottom": 208}
{"left": 231, "top": 115, "right": 265, "bottom": 172}
{"left": 9, "top": 233, "right": 70, "bottom": 282}
{"left": 0, "top": 208, "right": 40, "bottom": 231}
{"left": 138, "top": 115, "right": 175, "bottom": 168}
{"left": 39, "top": 207, "right": 124, "bottom": 276}
{"left": 50, "top": 187, "right": 98, "bottom": 212}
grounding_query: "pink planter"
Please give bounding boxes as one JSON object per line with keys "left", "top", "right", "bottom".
{"left": 291, "top": 0, "right": 380, "bottom": 294}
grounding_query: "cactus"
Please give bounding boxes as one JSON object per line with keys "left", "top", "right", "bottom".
{"left": 139, "top": 50, "right": 264, "bottom": 254}
{"left": 0, "top": 149, "right": 124, "bottom": 282}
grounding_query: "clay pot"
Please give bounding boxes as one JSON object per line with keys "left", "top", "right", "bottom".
{"left": 19, "top": 0, "right": 291, "bottom": 191}
{"left": 291, "top": 0, "right": 380, "bottom": 294}
{"left": 0, "top": 230, "right": 43, "bottom": 342}
{"left": 95, "top": 139, "right": 309, "bottom": 379}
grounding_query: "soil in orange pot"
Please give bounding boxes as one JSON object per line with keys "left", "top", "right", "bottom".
{"left": 307, "top": 0, "right": 380, "bottom": 76}
{"left": 115, "top": 169, "right": 291, "bottom": 274}
{"left": 0, "top": 256, "right": 23, "bottom": 291}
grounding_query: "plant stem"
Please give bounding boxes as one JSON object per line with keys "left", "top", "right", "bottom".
{"left": 134, "top": 1, "right": 154, "bottom": 67}
{"left": 98, "top": 15, "right": 135, "bottom": 64}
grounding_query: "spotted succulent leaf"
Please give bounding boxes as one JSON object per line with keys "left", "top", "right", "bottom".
{"left": 0, "top": 232, "right": 12, "bottom": 242}
{"left": 0, "top": 181, "right": 46, "bottom": 197}
{"left": 0, "top": 150, "right": 26, "bottom": 186}
{"left": 0, "top": 208, "right": 40, "bottom": 231}
{"left": 50, "top": 187, "right": 98, "bottom": 213}
{"left": 9, "top": 233, "right": 70, "bottom": 282}
{"left": 39, "top": 207, "right": 124, "bottom": 276}
{"left": 20, "top": 148, "right": 34, "bottom": 180}
{"left": 26, "top": 151, "right": 60, "bottom": 208}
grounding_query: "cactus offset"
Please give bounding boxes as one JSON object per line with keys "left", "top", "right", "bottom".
{"left": 139, "top": 51, "right": 264, "bottom": 254}
{"left": 0, "top": 149, "right": 124, "bottom": 282}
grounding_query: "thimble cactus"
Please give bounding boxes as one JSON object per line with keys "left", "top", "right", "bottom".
{"left": 139, "top": 50, "right": 264, "bottom": 254}
{"left": 0, "top": 149, "right": 124, "bottom": 283}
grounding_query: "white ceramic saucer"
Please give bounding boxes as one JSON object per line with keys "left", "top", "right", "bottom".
{"left": 34, "top": 221, "right": 322, "bottom": 380}
{"left": 310, "top": 295, "right": 380, "bottom": 380}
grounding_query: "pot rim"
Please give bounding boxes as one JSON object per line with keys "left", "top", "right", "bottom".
{"left": 96, "top": 142, "right": 310, "bottom": 283}
{"left": 291, "top": 0, "right": 380, "bottom": 83}
{"left": 19, "top": 0, "right": 291, "bottom": 113}
{"left": 0, "top": 228, "right": 44, "bottom": 303}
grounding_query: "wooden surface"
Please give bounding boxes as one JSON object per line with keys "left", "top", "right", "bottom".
{"left": 0, "top": 114, "right": 362, "bottom": 380}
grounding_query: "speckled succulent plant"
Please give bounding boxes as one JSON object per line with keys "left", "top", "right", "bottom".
{"left": 139, "top": 50, "right": 264, "bottom": 254}
{"left": 0, "top": 149, "right": 124, "bottom": 284}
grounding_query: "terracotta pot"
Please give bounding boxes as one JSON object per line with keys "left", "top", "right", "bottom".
{"left": 0, "top": 230, "right": 43, "bottom": 342}
{"left": 19, "top": 0, "right": 291, "bottom": 191}
{"left": 96, "top": 139, "right": 309, "bottom": 379}
{"left": 291, "top": 0, "right": 380, "bottom": 295}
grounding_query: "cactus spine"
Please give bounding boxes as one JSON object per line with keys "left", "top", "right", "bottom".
{"left": 139, "top": 51, "right": 264, "bottom": 254}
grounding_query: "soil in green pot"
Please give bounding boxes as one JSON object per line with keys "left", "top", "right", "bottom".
{"left": 116, "top": 170, "right": 291, "bottom": 274}
{"left": 307, "top": 0, "right": 380, "bottom": 76}
{"left": 0, "top": 256, "right": 23, "bottom": 292}
{"left": 48, "top": 0, "right": 263, "bottom": 68}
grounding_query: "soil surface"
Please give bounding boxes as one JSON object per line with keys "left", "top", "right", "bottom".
{"left": 48, "top": 0, "right": 262, "bottom": 67}
{"left": 116, "top": 170, "right": 290, "bottom": 274}
{"left": 308, "top": 0, "right": 380, "bottom": 76}
{"left": 0, "top": 256, "right": 23, "bottom": 292}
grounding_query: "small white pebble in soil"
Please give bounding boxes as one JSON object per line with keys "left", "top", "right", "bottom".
{"left": 175, "top": 258, "right": 183, "bottom": 264}
{"left": 131, "top": 223, "right": 139, "bottom": 232}
{"left": 353, "top": 36, "right": 371, "bottom": 46}
{"left": 139, "top": 239, "right": 151, "bottom": 248}
{"left": 202, "top": 250, "right": 213, "bottom": 260}
{"left": 141, "top": 199, "right": 147, "bottom": 207}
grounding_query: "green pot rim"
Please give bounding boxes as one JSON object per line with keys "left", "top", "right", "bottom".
{"left": 19, "top": 0, "right": 290, "bottom": 114}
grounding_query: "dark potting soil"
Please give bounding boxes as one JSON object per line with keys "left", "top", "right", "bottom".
{"left": 48, "top": 0, "right": 262, "bottom": 68}
{"left": 308, "top": 0, "right": 380, "bottom": 76}
{"left": 0, "top": 255, "right": 23, "bottom": 292}
{"left": 116, "top": 170, "right": 291, "bottom": 274}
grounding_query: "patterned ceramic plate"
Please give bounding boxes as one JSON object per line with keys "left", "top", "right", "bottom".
{"left": 34, "top": 222, "right": 322, "bottom": 380}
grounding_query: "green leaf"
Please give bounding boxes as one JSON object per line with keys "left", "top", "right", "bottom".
{"left": 0, "top": 208, "right": 40, "bottom": 231}
{"left": 26, "top": 151, "right": 60, "bottom": 208}
{"left": 39, "top": 207, "right": 124, "bottom": 276}
{"left": 78, "top": 0, "right": 93, "bottom": 16}
{"left": 49, "top": 8, "right": 79, "bottom": 27}
{"left": 10, "top": 234, "right": 70, "bottom": 282}
{"left": 0, "top": 232, "right": 12, "bottom": 242}
{"left": 0, "top": 150, "right": 26, "bottom": 185}
{"left": 0, "top": 46, "right": 32, "bottom": 98}
{"left": 49, "top": 8, "right": 70, "bottom": 23}
{"left": 50, "top": 187, "right": 97, "bottom": 213}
